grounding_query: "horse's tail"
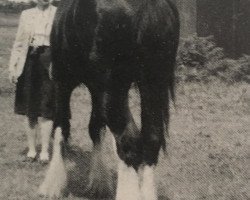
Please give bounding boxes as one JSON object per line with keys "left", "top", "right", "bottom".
{"left": 165, "top": 1, "right": 180, "bottom": 152}
{"left": 135, "top": 0, "right": 179, "bottom": 154}
{"left": 160, "top": 66, "right": 176, "bottom": 153}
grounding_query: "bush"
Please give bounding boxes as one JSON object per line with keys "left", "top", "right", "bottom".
{"left": 176, "top": 35, "right": 250, "bottom": 83}
{"left": 237, "top": 55, "right": 250, "bottom": 83}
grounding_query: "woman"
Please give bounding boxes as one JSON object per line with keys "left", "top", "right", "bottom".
{"left": 9, "top": 0, "right": 57, "bottom": 163}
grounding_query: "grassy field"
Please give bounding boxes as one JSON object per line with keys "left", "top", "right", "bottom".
{"left": 0, "top": 14, "right": 249, "bottom": 200}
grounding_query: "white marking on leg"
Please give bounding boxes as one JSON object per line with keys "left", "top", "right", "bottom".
{"left": 85, "top": 128, "right": 115, "bottom": 197}
{"left": 110, "top": 132, "right": 119, "bottom": 162}
{"left": 140, "top": 165, "right": 157, "bottom": 200}
{"left": 24, "top": 118, "right": 37, "bottom": 159}
{"left": 38, "top": 127, "right": 67, "bottom": 198}
{"left": 116, "top": 159, "right": 141, "bottom": 200}
{"left": 88, "top": 136, "right": 103, "bottom": 187}
{"left": 111, "top": 133, "right": 117, "bottom": 153}
{"left": 39, "top": 119, "right": 53, "bottom": 162}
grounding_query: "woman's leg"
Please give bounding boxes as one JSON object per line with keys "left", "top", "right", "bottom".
{"left": 24, "top": 117, "right": 38, "bottom": 160}
{"left": 39, "top": 118, "right": 53, "bottom": 162}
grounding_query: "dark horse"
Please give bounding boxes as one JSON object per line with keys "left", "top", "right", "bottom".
{"left": 39, "top": 0, "right": 179, "bottom": 199}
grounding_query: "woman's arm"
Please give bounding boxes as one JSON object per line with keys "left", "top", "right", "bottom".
{"left": 8, "top": 11, "right": 28, "bottom": 81}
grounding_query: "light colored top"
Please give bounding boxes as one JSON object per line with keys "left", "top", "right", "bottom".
{"left": 9, "top": 5, "right": 57, "bottom": 78}
{"left": 31, "top": 6, "right": 55, "bottom": 46}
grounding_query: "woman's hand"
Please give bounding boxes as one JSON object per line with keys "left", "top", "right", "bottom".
{"left": 9, "top": 66, "right": 18, "bottom": 84}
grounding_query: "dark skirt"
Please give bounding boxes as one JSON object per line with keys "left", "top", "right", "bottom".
{"left": 15, "top": 46, "right": 55, "bottom": 120}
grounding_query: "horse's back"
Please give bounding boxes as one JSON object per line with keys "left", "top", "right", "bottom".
{"left": 95, "top": 0, "right": 179, "bottom": 60}
{"left": 51, "top": 0, "right": 179, "bottom": 80}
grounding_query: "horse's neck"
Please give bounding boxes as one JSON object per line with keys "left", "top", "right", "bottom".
{"left": 96, "top": 0, "right": 151, "bottom": 13}
{"left": 95, "top": 0, "right": 174, "bottom": 17}
{"left": 96, "top": 0, "right": 132, "bottom": 10}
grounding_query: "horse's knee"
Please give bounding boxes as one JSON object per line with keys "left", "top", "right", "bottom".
{"left": 107, "top": 111, "right": 127, "bottom": 135}
{"left": 108, "top": 111, "right": 142, "bottom": 168}
{"left": 143, "top": 133, "right": 164, "bottom": 165}
{"left": 116, "top": 134, "right": 143, "bottom": 169}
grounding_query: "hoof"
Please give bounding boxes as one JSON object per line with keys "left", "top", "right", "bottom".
{"left": 23, "top": 156, "right": 36, "bottom": 163}
{"left": 84, "top": 181, "right": 115, "bottom": 198}
{"left": 38, "top": 159, "right": 49, "bottom": 165}
{"left": 38, "top": 171, "right": 67, "bottom": 199}
{"left": 38, "top": 185, "right": 64, "bottom": 199}
{"left": 84, "top": 167, "right": 116, "bottom": 198}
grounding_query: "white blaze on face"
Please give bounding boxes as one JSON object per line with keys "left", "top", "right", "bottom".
{"left": 116, "top": 159, "right": 141, "bottom": 200}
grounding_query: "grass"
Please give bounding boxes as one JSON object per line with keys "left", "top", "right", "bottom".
{"left": 0, "top": 13, "right": 249, "bottom": 200}
{"left": 0, "top": 25, "right": 17, "bottom": 93}
{"left": 0, "top": 12, "right": 19, "bottom": 27}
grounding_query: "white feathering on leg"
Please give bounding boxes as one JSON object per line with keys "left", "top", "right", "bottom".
{"left": 110, "top": 132, "right": 119, "bottom": 162}
{"left": 116, "top": 159, "right": 141, "bottom": 200}
{"left": 38, "top": 127, "right": 67, "bottom": 198}
{"left": 85, "top": 128, "right": 115, "bottom": 197}
{"left": 140, "top": 165, "right": 157, "bottom": 200}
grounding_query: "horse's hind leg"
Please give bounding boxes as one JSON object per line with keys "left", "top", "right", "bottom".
{"left": 39, "top": 82, "right": 74, "bottom": 198}
{"left": 85, "top": 85, "right": 115, "bottom": 197}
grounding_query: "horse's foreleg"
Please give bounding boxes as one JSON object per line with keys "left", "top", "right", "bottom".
{"left": 85, "top": 87, "right": 115, "bottom": 197}
{"left": 111, "top": 112, "right": 142, "bottom": 200}
{"left": 38, "top": 127, "right": 67, "bottom": 198}
{"left": 39, "top": 82, "right": 73, "bottom": 198}
{"left": 107, "top": 80, "right": 142, "bottom": 200}
{"left": 138, "top": 80, "right": 168, "bottom": 200}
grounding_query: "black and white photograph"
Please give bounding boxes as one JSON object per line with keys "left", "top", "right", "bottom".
{"left": 0, "top": 0, "right": 249, "bottom": 199}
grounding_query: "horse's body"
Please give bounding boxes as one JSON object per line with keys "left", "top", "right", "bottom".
{"left": 39, "top": 0, "right": 179, "bottom": 199}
